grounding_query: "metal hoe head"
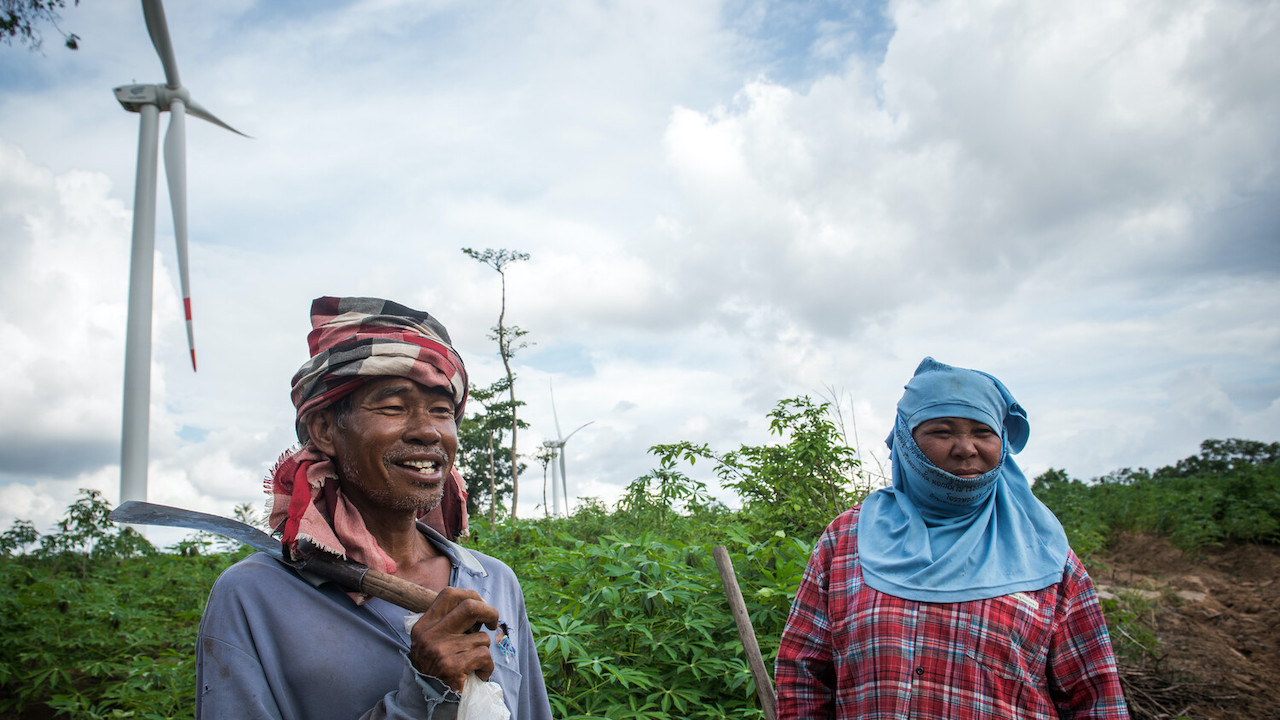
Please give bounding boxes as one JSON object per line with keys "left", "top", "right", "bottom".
{"left": 110, "top": 500, "right": 281, "bottom": 558}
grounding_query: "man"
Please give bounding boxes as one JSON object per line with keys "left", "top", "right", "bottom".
{"left": 197, "top": 296, "right": 552, "bottom": 719}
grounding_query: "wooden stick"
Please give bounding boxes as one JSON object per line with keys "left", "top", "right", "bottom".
{"left": 714, "top": 545, "right": 778, "bottom": 720}
{"left": 300, "top": 550, "right": 439, "bottom": 612}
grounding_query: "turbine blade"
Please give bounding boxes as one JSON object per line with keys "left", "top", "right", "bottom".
{"left": 141, "top": 0, "right": 181, "bottom": 88}
{"left": 186, "top": 99, "right": 251, "bottom": 138}
{"left": 164, "top": 99, "right": 196, "bottom": 371}
{"left": 550, "top": 379, "right": 564, "bottom": 439}
{"left": 564, "top": 421, "right": 594, "bottom": 444}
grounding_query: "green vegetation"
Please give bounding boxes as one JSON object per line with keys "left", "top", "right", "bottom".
{"left": 0, "top": 490, "right": 242, "bottom": 718}
{"left": 1097, "top": 590, "right": 1163, "bottom": 668}
{"left": 1033, "top": 438, "right": 1280, "bottom": 555}
{"left": 2, "top": 402, "right": 1277, "bottom": 718}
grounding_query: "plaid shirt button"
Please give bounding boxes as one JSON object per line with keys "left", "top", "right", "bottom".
{"left": 915, "top": 666, "right": 924, "bottom": 676}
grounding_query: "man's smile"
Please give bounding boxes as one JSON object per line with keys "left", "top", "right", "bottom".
{"left": 397, "top": 457, "right": 445, "bottom": 474}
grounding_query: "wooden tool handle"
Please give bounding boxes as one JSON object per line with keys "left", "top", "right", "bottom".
{"left": 299, "top": 551, "right": 439, "bottom": 613}
{"left": 300, "top": 549, "right": 502, "bottom": 636}
{"left": 360, "top": 567, "right": 440, "bottom": 613}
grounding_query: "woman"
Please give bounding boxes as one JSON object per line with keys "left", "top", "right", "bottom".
{"left": 775, "top": 358, "right": 1128, "bottom": 719}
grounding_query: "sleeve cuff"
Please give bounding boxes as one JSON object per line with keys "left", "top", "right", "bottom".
{"left": 415, "top": 670, "right": 463, "bottom": 705}
{"left": 399, "top": 650, "right": 462, "bottom": 708}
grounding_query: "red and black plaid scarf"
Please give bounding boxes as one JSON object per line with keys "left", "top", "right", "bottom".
{"left": 265, "top": 444, "right": 470, "bottom": 595}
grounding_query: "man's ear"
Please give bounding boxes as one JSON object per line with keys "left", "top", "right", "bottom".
{"left": 306, "top": 410, "right": 340, "bottom": 458}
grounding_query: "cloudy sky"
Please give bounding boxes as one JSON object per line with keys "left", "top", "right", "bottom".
{"left": 1, "top": 0, "right": 1277, "bottom": 537}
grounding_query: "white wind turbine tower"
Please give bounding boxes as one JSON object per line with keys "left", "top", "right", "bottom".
{"left": 115, "top": 0, "right": 246, "bottom": 503}
{"left": 547, "top": 381, "right": 593, "bottom": 517}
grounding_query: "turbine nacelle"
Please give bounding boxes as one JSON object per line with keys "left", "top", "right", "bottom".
{"left": 114, "top": 83, "right": 246, "bottom": 137}
{"left": 113, "top": 83, "right": 190, "bottom": 112}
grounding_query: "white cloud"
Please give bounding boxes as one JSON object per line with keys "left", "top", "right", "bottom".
{"left": 0, "top": 144, "right": 129, "bottom": 463}
{"left": 1, "top": 0, "right": 1277, "bottom": 533}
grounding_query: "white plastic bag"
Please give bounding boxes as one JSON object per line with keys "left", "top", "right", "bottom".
{"left": 457, "top": 672, "right": 509, "bottom": 720}
{"left": 404, "top": 613, "right": 510, "bottom": 720}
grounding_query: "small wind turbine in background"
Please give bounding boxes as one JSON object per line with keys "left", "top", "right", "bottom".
{"left": 547, "top": 380, "right": 593, "bottom": 517}
{"left": 115, "top": 0, "right": 247, "bottom": 503}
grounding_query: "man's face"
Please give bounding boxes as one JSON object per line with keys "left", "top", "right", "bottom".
{"left": 315, "top": 377, "right": 459, "bottom": 515}
{"left": 911, "top": 417, "right": 1003, "bottom": 478}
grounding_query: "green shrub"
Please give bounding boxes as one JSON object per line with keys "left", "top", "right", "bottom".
{"left": 1031, "top": 469, "right": 1109, "bottom": 558}
{"left": 1098, "top": 590, "right": 1163, "bottom": 667}
{"left": 1035, "top": 439, "right": 1280, "bottom": 552}
{"left": 468, "top": 511, "right": 811, "bottom": 719}
{"left": 0, "top": 491, "right": 238, "bottom": 718}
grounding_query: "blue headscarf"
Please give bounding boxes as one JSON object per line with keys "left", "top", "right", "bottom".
{"left": 857, "top": 357, "right": 1069, "bottom": 602}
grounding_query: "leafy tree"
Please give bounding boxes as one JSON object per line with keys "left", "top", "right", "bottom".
{"left": 2, "top": 0, "right": 81, "bottom": 50}
{"left": 457, "top": 376, "right": 528, "bottom": 522}
{"left": 618, "top": 457, "right": 719, "bottom": 532}
{"left": 462, "top": 247, "right": 532, "bottom": 519}
{"left": 648, "top": 396, "right": 871, "bottom": 538}
{"left": 1163, "top": 438, "right": 1280, "bottom": 477}
{"left": 35, "top": 489, "right": 153, "bottom": 575}
{"left": 0, "top": 518, "right": 38, "bottom": 555}
{"left": 457, "top": 414, "right": 508, "bottom": 520}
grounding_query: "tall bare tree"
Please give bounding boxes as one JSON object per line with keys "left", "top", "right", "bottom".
{"left": 462, "top": 247, "right": 531, "bottom": 519}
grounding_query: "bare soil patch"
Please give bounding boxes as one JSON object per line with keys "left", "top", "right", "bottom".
{"left": 1094, "top": 533, "right": 1280, "bottom": 720}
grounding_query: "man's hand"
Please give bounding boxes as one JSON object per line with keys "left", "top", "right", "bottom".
{"left": 408, "top": 587, "right": 500, "bottom": 691}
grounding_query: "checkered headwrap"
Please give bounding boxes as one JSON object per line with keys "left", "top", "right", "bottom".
{"left": 290, "top": 296, "right": 469, "bottom": 442}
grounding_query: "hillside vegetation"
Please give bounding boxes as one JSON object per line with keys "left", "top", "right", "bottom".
{"left": 2, "top": 397, "right": 1277, "bottom": 719}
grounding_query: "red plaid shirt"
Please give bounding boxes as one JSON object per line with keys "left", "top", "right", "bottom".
{"left": 776, "top": 508, "right": 1128, "bottom": 720}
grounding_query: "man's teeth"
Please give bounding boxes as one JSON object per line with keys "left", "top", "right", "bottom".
{"left": 401, "top": 459, "right": 441, "bottom": 473}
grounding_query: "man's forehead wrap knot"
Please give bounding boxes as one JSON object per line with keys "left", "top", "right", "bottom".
{"left": 290, "top": 296, "right": 469, "bottom": 442}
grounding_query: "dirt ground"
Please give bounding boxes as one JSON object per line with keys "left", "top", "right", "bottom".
{"left": 1094, "top": 534, "right": 1280, "bottom": 720}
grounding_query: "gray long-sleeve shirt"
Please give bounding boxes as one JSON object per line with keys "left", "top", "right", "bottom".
{"left": 196, "top": 524, "right": 551, "bottom": 719}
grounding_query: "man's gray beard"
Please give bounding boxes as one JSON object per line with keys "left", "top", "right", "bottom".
{"left": 339, "top": 457, "right": 445, "bottom": 515}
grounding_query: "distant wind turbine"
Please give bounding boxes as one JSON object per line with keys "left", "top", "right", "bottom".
{"left": 547, "top": 381, "right": 593, "bottom": 517}
{"left": 115, "top": 0, "right": 247, "bottom": 503}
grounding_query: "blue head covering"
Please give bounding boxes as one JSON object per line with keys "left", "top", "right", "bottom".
{"left": 857, "top": 357, "right": 1069, "bottom": 602}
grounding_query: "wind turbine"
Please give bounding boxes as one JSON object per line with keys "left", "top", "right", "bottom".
{"left": 547, "top": 381, "right": 593, "bottom": 517}
{"left": 114, "top": 0, "right": 246, "bottom": 503}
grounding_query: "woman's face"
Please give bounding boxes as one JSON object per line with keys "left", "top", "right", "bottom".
{"left": 911, "top": 417, "right": 1002, "bottom": 478}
